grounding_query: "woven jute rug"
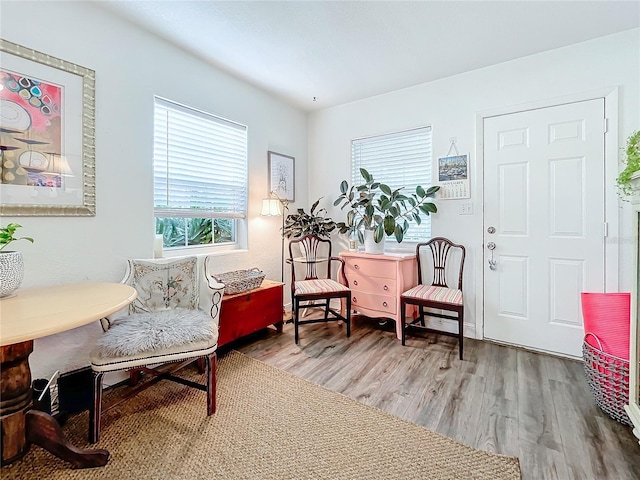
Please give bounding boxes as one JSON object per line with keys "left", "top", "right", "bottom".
{"left": 2, "top": 351, "right": 520, "bottom": 480}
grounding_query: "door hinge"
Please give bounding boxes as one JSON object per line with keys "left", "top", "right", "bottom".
{"left": 603, "top": 117, "right": 608, "bottom": 133}
{"left": 604, "top": 222, "right": 608, "bottom": 237}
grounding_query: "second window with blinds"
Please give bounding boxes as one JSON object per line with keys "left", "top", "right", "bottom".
{"left": 351, "top": 126, "right": 434, "bottom": 243}
{"left": 153, "top": 97, "right": 248, "bottom": 250}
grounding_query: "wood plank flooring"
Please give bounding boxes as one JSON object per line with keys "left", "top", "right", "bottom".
{"left": 225, "top": 313, "right": 640, "bottom": 480}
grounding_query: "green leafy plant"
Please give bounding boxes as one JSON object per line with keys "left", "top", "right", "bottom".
{"left": 334, "top": 168, "right": 440, "bottom": 243}
{"left": 283, "top": 198, "right": 337, "bottom": 239}
{"left": 617, "top": 130, "right": 640, "bottom": 199}
{"left": 0, "top": 223, "right": 34, "bottom": 252}
{"left": 155, "top": 218, "right": 233, "bottom": 247}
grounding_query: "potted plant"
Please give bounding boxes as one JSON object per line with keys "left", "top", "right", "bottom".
{"left": 617, "top": 130, "right": 640, "bottom": 199}
{"left": 334, "top": 168, "right": 439, "bottom": 254}
{"left": 0, "top": 223, "right": 34, "bottom": 297}
{"left": 282, "top": 197, "right": 337, "bottom": 239}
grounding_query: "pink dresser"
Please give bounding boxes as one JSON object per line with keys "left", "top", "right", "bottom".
{"left": 340, "top": 251, "right": 418, "bottom": 340}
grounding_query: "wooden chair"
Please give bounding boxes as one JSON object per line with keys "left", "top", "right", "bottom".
{"left": 88, "top": 256, "right": 224, "bottom": 443}
{"left": 400, "top": 237, "right": 466, "bottom": 359}
{"left": 288, "top": 235, "right": 351, "bottom": 344}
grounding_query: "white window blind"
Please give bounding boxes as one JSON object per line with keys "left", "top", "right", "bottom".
{"left": 351, "top": 126, "right": 433, "bottom": 242}
{"left": 153, "top": 97, "right": 247, "bottom": 219}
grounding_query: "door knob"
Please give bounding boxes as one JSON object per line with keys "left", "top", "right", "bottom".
{"left": 487, "top": 226, "right": 496, "bottom": 234}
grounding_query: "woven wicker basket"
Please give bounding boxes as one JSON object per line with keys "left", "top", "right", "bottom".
{"left": 582, "top": 333, "right": 631, "bottom": 426}
{"left": 212, "top": 268, "right": 265, "bottom": 295}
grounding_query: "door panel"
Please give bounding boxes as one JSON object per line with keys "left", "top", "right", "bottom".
{"left": 484, "top": 99, "right": 605, "bottom": 357}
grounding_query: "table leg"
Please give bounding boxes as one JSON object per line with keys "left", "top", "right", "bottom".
{"left": 26, "top": 410, "right": 108, "bottom": 468}
{"left": 0, "top": 341, "right": 109, "bottom": 469}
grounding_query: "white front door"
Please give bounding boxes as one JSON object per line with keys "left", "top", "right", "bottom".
{"left": 483, "top": 99, "right": 606, "bottom": 357}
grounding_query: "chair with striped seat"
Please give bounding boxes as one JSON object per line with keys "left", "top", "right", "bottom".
{"left": 288, "top": 234, "right": 351, "bottom": 344}
{"left": 401, "top": 237, "right": 466, "bottom": 359}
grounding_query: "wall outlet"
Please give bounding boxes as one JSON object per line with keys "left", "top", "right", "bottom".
{"left": 460, "top": 202, "right": 473, "bottom": 215}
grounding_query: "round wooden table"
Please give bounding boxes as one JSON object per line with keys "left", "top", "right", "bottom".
{"left": 0, "top": 282, "right": 137, "bottom": 468}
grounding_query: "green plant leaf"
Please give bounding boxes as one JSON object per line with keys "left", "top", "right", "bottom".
{"left": 360, "top": 168, "right": 372, "bottom": 182}
{"left": 426, "top": 186, "right": 440, "bottom": 196}
{"left": 616, "top": 130, "right": 640, "bottom": 198}
{"left": 416, "top": 185, "right": 426, "bottom": 197}
{"left": 340, "top": 180, "right": 348, "bottom": 194}
{"left": 365, "top": 204, "right": 374, "bottom": 218}
{"left": 394, "top": 225, "right": 404, "bottom": 243}
{"left": 357, "top": 230, "right": 364, "bottom": 244}
{"left": 333, "top": 197, "right": 344, "bottom": 207}
{"left": 0, "top": 223, "right": 34, "bottom": 251}
{"left": 383, "top": 215, "right": 395, "bottom": 236}
{"left": 374, "top": 223, "right": 384, "bottom": 242}
{"left": 424, "top": 202, "right": 437, "bottom": 213}
{"left": 413, "top": 213, "right": 422, "bottom": 225}
{"left": 379, "top": 184, "right": 392, "bottom": 195}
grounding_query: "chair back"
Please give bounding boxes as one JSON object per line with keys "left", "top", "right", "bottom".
{"left": 120, "top": 256, "right": 223, "bottom": 324}
{"left": 416, "top": 237, "right": 465, "bottom": 290}
{"left": 288, "top": 234, "right": 332, "bottom": 281}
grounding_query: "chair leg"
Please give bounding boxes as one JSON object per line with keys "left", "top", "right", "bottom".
{"left": 206, "top": 352, "right": 217, "bottom": 415}
{"left": 294, "top": 298, "right": 300, "bottom": 344}
{"left": 458, "top": 308, "right": 464, "bottom": 360}
{"left": 324, "top": 300, "right": 330, "bottom": 320}
{"left": 401, "top": 300, "right": 407, "bottom": 346}
{"left": 129, "top": 369, "right": 140, "bottom": 386}
{"left": 196, "top": 357, "right": 206, "bottom": 374}
{"left": 419, "top": 306, "right": 425, "bottom": 327}
{"left": 345, "top": 295, "right": 351, "bottom": 338}
{"left": 89, "top": 371, "right": 104, "bottom": 444}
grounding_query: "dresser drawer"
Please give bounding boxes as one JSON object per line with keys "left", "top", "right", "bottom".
{"left": 351, "top": 292, "right": 397, "bottom": 315}
{"left": 344, "top": 257, "right": 396, "bottom": 280}
{"left": 348, "top": 274, "right": 396, "bottom": 296}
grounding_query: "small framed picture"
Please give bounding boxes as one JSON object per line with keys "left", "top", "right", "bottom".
{"left": 268, "top": 151, "right": 295, "bottom": 201}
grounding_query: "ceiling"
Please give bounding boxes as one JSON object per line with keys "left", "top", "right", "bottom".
{"left": 100, "top": 1, "right": 640, "bottom": 112}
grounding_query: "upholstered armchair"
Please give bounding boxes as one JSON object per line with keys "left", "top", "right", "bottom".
{"left": 88, "top": 256, "right": 224, "bottom": 443}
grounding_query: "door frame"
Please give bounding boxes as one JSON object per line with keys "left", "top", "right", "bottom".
{"left": 474, "top": 87, "right": 619, "bottom": 351}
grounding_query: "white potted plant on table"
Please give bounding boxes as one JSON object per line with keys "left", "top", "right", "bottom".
{"left": 0, "top": 223, "right": 33, "bottom": 297}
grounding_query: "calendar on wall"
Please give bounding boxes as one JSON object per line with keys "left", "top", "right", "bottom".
{"left": 437, "top": 154, "right": 470, "bottom": 199}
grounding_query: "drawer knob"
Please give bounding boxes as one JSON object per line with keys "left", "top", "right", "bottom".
{"left": 354, "top": 264, "right": 360, "bottom": 270}
{"left": 353, "top": 280, "right": 358, "bottom": 286}
{"left": 353, "top": 297, "right": 357, "bottom": 303}
{"left": 383, "top": 285, "right": 389, "bottom": 291}
{"left": 382, "top": 301, "right": 388, "bottom": 307}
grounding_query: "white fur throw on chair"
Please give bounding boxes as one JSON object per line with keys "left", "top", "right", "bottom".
{"left": 95, "top": 308, "right": 217, "bottom": 357}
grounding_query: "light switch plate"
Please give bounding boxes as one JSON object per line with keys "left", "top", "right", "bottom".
{"left": 460, "top": 202, "right": 473, "bottom": 215}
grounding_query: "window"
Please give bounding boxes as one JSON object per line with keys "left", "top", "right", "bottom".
{"left": 351, "top": 126, "right": 433, "bottom": 242}
{"left": 153, "top": 97, "right": 247, "bottom": 249}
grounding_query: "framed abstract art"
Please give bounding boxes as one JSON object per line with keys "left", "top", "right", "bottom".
{"left": 0, "top": 39, "right": 96, "bottom": 216}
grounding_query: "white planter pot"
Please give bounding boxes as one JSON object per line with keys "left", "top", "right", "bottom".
{"left": 363, "top": 230, "right": 385, "bottom": 255}
{"left": 0, "top": 251, "right": 24, "bottom": 297}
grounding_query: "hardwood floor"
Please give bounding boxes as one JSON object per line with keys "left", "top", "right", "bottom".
{"left": 226, "top": 313, "right": 640, "bottom": 480}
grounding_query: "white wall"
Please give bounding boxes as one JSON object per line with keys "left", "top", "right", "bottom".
{"left": 309, "top": 29, "right": 640, "bottom": 338}
{"left": 1, "top": 1, "right": 307, "bottom": 379}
